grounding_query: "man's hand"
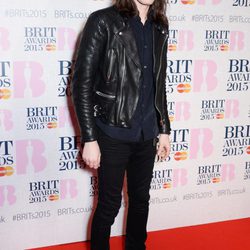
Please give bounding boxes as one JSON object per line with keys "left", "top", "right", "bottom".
{"left": 157, "top": 134, "right": 171, "bottom": 161}
{"left": 82, "top": 141, "right": 101, "bottom": 169}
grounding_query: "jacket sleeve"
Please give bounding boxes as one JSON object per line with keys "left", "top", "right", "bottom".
{"left": 71, "top": 12, "right": 106, "bottom": 144}
{"left": 159, "top": 32, "right": 171, "bottom": 135}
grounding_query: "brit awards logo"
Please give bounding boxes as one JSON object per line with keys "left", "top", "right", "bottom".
{"left": 168, "top": 29, "right": 194, "bottom": 51}
{"left": 227, "top": 59, "right": 249, "bottom": 92}
{"left": 59, "top": 136, "right": 83, "bottom": 171}
{"left": 58, "top": 60, "right": 73, "bottom": 97}
{"left": 24, "top": 27, "right": 77, "bottom": 52}
{"left": 150, "top": 168, "right": 188, "bottom": 190}
{"left": 204, "top": 30, "right": 229, "bottom": 51}
{"left": 167, "top": 59, "right": 217, "bottom": 94}
{"left": 204, "top": 30, "right": 245, "bottom": 51}
{"left": 24, "top": 27, "right": 57, "bottom": 51}
{"left": 168, "top": 101, "right": 191, "bottom": 122}
{"left": 197, "top": 163, "right": 235, "bottom": 185}
{"left": 29, "top": 178, "right": 79, "bottom": 203}
{"left": 167, "top": 60, "right": 192, "bottom": 94}
{"left": 26, "top": 106, "right": 58, "bottom": 130}
{"left": 200, "top": 99, "right": 239, "bottom": 120}
{"left": 244, "top": 162, "right": 250, "bottom": 180}
{"left": 29, "top": 180, "right": 60, "bottom": 203}
{"left": 223, "top": 125, "right": 250, "bottom": 157}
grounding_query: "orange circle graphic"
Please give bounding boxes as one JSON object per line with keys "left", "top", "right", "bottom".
{"left": 163, "top": 183, "right": 171, "bottom": 189}
{"left": 168, "top": 44, "right": 177, "bottom": 51}
{"left": 0, "top": 166, "right": 14, "bottom": 177}
{"left": 177, "top": 83, "right": 191, "bottom": 93}
{"left": 181, "top": 0, "right": 195, "bottom": 4}
{"left": 174, "top": 151, "right": 188, "bottom": 161}
{"left": 49, "top": 194, "right": 59, "bottom": 201}
{"left": 47, "top": 122, "right": 58, "bottom": 129}
{"left": 216, "top": 113, "right": 224, "bottom": 119}
{"left": 0, "top": 89, "right": 11, "bottom": 99}
{"left": 246, "top": 146, "right": 250, "bottom": 155}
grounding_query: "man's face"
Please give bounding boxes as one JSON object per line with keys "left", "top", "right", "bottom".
{"left": 134, "top": 0, "right": 155, "bottom": 6}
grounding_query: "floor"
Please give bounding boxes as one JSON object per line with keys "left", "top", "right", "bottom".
{"left": 31, "top": 217, "right": 250, "bottom": 250}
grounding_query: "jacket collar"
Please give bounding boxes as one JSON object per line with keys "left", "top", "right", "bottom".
{"left": 112, "top": 5, "right": 168, "bottom": 33}
{"left": 111, "top": 5, "right": 168, "bottom": 70}
{"left": 114, "top": 21, "right": 142, "bottom": 69}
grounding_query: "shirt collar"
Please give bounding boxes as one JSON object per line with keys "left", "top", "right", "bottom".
{"left": 131, "top": 15, "right": 153, "bottom": 26}
{"left": 131, "top": 8, "right": 154, "bottom": 24}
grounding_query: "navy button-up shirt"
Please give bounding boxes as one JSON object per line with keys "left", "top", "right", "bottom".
{"left": 95, "top": 15, "right": 159, "bottom": 142}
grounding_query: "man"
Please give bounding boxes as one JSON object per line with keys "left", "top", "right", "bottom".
{"left": 71, "top": 0, "right": 171, "bottom": 249}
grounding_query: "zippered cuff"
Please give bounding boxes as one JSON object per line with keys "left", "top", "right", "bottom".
{"left": 159, "top": 122, "right": 171, "bottom": 135}
{"left": 80, "top": 127, "right": 98, "bottom": 145}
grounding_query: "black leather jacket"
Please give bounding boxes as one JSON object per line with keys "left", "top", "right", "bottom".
{"left": 72, "top": 6, "right": 171, "bottom": 143}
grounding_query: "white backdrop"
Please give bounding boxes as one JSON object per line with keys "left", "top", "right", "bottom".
{"left": 0, "top": 0, "right": 250, "bottom": 249}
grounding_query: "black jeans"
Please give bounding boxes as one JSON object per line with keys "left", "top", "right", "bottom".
{"left": 91, "top": 129, "right": 156, "bottom": 250}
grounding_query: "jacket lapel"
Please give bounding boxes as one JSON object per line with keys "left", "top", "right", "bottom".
{"left": 115, "top": 24, "right": 141, "bottom": 70}
{"left": 153, "top": 24, "right": 168, "bottom": 74}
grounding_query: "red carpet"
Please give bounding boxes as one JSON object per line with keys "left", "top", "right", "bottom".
{"left": 32, "top": 217, "right": 250, "bottom": 250}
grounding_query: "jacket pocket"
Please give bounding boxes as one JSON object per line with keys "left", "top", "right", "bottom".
{"left": 94, "top": 90, "right": 116, "bottom": 121}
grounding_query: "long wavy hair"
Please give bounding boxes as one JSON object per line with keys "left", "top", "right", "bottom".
{"left": 114, "top": 0, "right": 168, "bottom": 28}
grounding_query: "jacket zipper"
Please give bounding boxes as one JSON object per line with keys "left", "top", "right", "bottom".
{"left": 96, "top": 90, "right": 116, "bottom": 99}
{"left": 116, "top": 61, "right": 125, "bottom": 123}
{"left": 154, "top": 29, "right": 168, "bottom": 123}
{"left": 107, "top": 49, "right": 114, "bottom": 80}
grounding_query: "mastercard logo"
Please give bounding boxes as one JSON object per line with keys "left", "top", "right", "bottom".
{"left": 174, "top": 151, "right": 188, "bottom": 161}
{"left": 168, "top": 44, "right": 177, "bottom": 51}
{"left": 0, "top": 88, "right": 11, "bottom": 99}
{"left": 163, "top": 183, "right": 171, "bottom": 189}
{"left": 47, "top": 122, "right": 57, "bottom": 129}
{"left": 181, "top": 0, "right": 195, "bottom": 4}
{"left": 216, "top": 113, "right": 224, "bottom": 119}
{"left": 246, "top": 146, "right": 250, "bottom": 155}
{"left": 169, "top": 116, "right": 175, "bottom": 122}
{"left": 0, "top": 166, "right": 14, "bottom": 177}
{"left": 212, "top": 177, "right": 220, "bottom": 183}
{"left": 220, "top": 45, "right": 229, "bottom": 51}
{"left": 49, "top": 194, "right": 59, "bottom": 201}
{"left": 46, "top": 44, "right": 56, "bottom": 51}
{"left": 177, "top": 83, "right": 191, "bottom": 93}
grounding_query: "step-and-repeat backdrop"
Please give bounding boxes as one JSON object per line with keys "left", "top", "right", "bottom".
{"left": 1, "top": 0, "right": 250, "bottom": 249}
